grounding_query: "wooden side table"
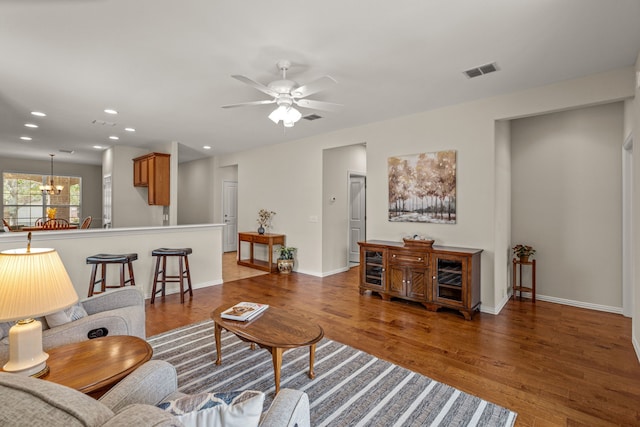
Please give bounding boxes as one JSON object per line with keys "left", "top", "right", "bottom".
{"left": 237, "top": 232, "right": 285, "bottom": 273}
{"left": 513, "top": 258, "right": 536, "bottom": 302}
{"left": 42, "top": 335, "right": 153, "bottom": 398}
{"left": 211, "top": 305, "right": 324, "bottom": 394}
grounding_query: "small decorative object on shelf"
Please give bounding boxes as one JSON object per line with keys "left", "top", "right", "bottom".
{"left": 275, "top": 246, "right": 296, "bottom": 274}
{"left": 46, "top": 207, "right": 57, "bottom": 219}
{"left": 257, "top": 209, "right": 275, "bottom": 235}
{"left": 512, "top": 244, "right": 536, "bottom": 263}
{"left": 403, "top": 234, "right": 435, "bottom": 248}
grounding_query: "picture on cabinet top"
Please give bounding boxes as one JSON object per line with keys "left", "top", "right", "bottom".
{"left": 388, "top": 150, "right": 456, "bottom": 224}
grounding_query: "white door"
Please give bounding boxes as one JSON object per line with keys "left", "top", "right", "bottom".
{"left": 349, "top": 175, "right": 366, "bottom": 263}
{"left": 223, "top": 181, "right": 238, "bottom": 252}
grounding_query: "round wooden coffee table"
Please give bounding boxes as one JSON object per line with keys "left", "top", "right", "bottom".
{"left": 43, "top": 335, "right": 153, "bottom": 398}
{"left": 211, "top": 304, "right": 324, "bottom": 394}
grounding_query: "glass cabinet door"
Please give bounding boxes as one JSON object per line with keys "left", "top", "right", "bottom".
{"left": 362, "top": 249, "right": 385, "bottom": 290}
{"left": 433, "top": 255, "right": 465, "bottom": 305}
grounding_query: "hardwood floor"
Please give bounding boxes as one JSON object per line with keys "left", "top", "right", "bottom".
{"left": 145, "top": 266, "right": 640, "bottom": 426}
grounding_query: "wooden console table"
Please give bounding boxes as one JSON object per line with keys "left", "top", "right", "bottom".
{"left": 237, "top": 232, "right": 285, "bottom": 273}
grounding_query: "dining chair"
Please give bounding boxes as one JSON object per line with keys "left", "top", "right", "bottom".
{"left": 34, "top": 217, "right": 45, "bottom": 226}
{"left": 80, "top": 216, "right": 92, "bottom": 229}
{"left": 2, "top": 218, "right": 11, "bottom": 231}
{"left": 42, "top": 218, "right": 70, "bottom": 229}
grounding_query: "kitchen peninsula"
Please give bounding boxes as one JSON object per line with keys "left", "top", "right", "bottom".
{"left": 0, "top": 224, "right": 224, "bottom": 299}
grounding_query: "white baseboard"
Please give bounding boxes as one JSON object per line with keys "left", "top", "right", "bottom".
{"left": 480, "top": 293, "right": 511, "bottom": 315}
{"left": 144, "top": 280, "right": 222, "bottom": 299}
{"left": 514, "top": 291, "right": 623, "bottom": 314}
{"left": 298, "top": 267, "right": 349, "bottom": 278}
{"left": 633, "top": 332, "right": 640, "bottom": 364}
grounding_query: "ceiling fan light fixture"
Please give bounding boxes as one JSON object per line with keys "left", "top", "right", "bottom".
{"left": 268, "top": 105, "right": 301, "bottom": 125}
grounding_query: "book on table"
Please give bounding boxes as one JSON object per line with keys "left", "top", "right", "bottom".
{"left": 221, "top": 302, "right": 269, "bottom": 321}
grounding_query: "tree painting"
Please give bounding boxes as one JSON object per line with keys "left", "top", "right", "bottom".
{"left": 388, "top": 150, "right": 456, "bottom": 223}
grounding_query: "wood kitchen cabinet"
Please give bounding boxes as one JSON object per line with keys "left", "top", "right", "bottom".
{"left": 358, "top": 240, "right": 482, "bottom": 320}
{"left": 132, "top": 152, "right": 170, "bottom": 205}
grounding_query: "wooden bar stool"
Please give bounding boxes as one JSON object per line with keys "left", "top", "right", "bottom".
{"left": 86, "top": 253, "right": 138, "bottom": 297}
{"left": 151, "top": 248, "right": 193, "bottom": 304}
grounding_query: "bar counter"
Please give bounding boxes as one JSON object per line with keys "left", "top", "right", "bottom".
{"left": 0, "top": 224, "right": 224, "bottom": 299}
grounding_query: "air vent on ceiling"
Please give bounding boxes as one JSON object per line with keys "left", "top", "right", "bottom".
{"left": 92, "top": 119, "right": 116, "bottom": 126}
{"left": 302, "top": 114, "right": 323, "bottom": 121}
{"left": 463, "top": 62, "right": 499, "bottom": 79}
{"left": 59, "top": 149, "right": 75, "bottom": 154}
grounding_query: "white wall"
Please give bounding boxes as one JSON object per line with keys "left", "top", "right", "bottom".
{"left": 511, "top": 102, "right": 624, "bottom": 310}
{"left": 105, "top": 145, "right": 165, "bottom": 228}
{"left": 0, "top": 157, "right": 102, "bottom": 227}
{"left": 633, "top": 53, "right": 640, "bottom": 361}
{"left": 493, "top": 120, "right": 511, "bottom": 311}
{"left": 178, "top": 157, "right": 214, "bottom": 224}
{"left": 216, "top": 66, "right": 635, "bottom": 313}
{"left": 0, "top": 224, "right": 224, "bottom": 299}
{"left": 322, "top": 144, "right": 367, "bottom": 274}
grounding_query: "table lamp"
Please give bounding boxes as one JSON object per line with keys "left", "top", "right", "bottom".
{"left": 0, "top": 245, "right": 78, "bottom": 377}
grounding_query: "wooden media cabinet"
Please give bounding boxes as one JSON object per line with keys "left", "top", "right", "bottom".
{"left": 358, "top": 240, "right": 482, "bottom": 320}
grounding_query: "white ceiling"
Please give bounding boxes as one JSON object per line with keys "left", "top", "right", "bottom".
{"left": 1, "top": 0, "right": 639, "bottom": 165}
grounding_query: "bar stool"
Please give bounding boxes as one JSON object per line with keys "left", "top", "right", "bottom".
{"left": 86, "top": 253, "right": 138, "bottom": 297}
{"left": 151, "top": 248, "right": 193, "bottom": 304}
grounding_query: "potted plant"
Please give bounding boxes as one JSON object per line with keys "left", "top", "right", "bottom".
{"left": 512, "top": 244, "right": 536, "bottom": 263}
{"left": 275, "top": 245, "right": 296, "bottom": 274}
{"left": 256, "top": 209, "right": 275, "bottom": 235}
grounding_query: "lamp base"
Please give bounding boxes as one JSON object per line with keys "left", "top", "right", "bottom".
{"left": 2, "top": 319, "right": 50, "bottom": 377}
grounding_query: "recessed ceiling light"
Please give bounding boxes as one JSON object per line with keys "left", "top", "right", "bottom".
{"left": 24, "top": 123, "right": 38, "bottom": 128}
{"left": 104, "top": 109, "right": 118, "bottom": 115}
{"left": 203, "top": 145, "right": 212, "bottom": 150}
{"left": 93, "top": 145, "right": 105, "bottom": 149}
{"left": 20, "top": 136, "right": 32, "bottom": 141}
{"left": 124, "top": 127, "right": 135, "bottom": 132}
{"left": 31, "top": 111, "right": 46, "bottom": 117}
{"left": 109, "top": 136, "right": 119, "bottom": 140}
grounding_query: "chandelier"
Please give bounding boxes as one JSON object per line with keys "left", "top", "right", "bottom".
{"left": 40, "top": 154, "right": 63, "bottom": 195}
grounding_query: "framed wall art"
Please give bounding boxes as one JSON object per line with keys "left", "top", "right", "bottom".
{"left": 388, "top": 150, "right": 456, "bottom": 223}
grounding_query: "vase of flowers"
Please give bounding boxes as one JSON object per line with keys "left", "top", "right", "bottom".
{"left": 257, "top": 209, "right": 275, "bottom": 234}
{"left": 46, "top": 207, "right": 57, "bottom": 219}
{"left": 512, "top": 244, "right": 535, "bottom": 263}
{"left": 275, "top": 246, "right": 296, "bottom": 274}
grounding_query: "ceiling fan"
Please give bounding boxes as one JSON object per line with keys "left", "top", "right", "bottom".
{"left": 222, "top": 60, "right": 342, "bottom": 127}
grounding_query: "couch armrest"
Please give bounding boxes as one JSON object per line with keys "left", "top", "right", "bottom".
{"left": 100, "top": 360, "right": 179, "bottom": 413}
{"left": 82, "top": 287, "right": 145, "bottom": 315}
{"left": 259, "top": 389, "right": 310, "bottom": 427}
{"left": 102, "top": 403, "right": 184, "bottom": 427}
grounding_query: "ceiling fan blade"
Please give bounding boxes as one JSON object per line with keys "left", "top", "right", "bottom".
{"left": 231, "top": 75, "right": 278, "bottom": 97}
{"left": 221, "top": 99, "right": 276, "bottom": 109}
{"left": 294, "top": 99, "right": 343, "bottom": 112}
{"left": 291, "top": 76, "right": 337, "bottom": 98}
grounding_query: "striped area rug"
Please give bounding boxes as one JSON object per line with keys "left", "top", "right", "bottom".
{"left": 149, "top": 320, "right": 517, "bottom": 427}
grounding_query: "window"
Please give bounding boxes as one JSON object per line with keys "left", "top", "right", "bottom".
{"left": 2, "top": 172, "right": 82, "bottom": 228}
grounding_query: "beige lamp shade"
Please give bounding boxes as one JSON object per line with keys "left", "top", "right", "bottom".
{"left": 0, "top": 248, "right": 78, "bottom": 322}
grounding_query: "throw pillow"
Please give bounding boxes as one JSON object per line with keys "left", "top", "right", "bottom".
{"left": 158, "top": 390, "right": 264, "bottom": 427}
{"left": 45, "top": 302, "right": 88, "bottom": 328}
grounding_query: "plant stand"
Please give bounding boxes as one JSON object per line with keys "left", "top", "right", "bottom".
{"left": 512, "top": 258, "right": 536, "bottom": 302}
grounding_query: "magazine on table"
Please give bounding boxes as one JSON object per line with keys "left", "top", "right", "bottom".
{"left": 221, "top": 302, "right": 269, "bottom": 321}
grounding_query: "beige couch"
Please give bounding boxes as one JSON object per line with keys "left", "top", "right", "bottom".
{"left": 0, "top": 360, "right": 310, "bottom": 426}
{"left": 0, "top": 287, "right": 145, "bottom": 366}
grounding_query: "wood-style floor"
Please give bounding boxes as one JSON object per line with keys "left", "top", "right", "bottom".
{"left": 145, "top": 255, "right": 640, "bottom": 426}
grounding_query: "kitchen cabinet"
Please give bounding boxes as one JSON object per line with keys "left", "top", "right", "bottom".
{"left": 132, "top": 152, "right": 170, "bottom": 205}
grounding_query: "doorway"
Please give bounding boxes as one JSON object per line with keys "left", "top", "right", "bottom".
{"left": 223, "top": 180, "right": 238, "bottom": 253}
{"left": 349, "top": 174, "right": 366, "bottom": 264}
{"left": 622, "top": 134, "right": 633, "bottom": 317}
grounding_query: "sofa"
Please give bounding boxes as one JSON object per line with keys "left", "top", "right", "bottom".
{"left": 0, "top": 359, "right": 311, "bottom": 427}
{"left": 0, "top": 287, "right": 145, "bottom": 366}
